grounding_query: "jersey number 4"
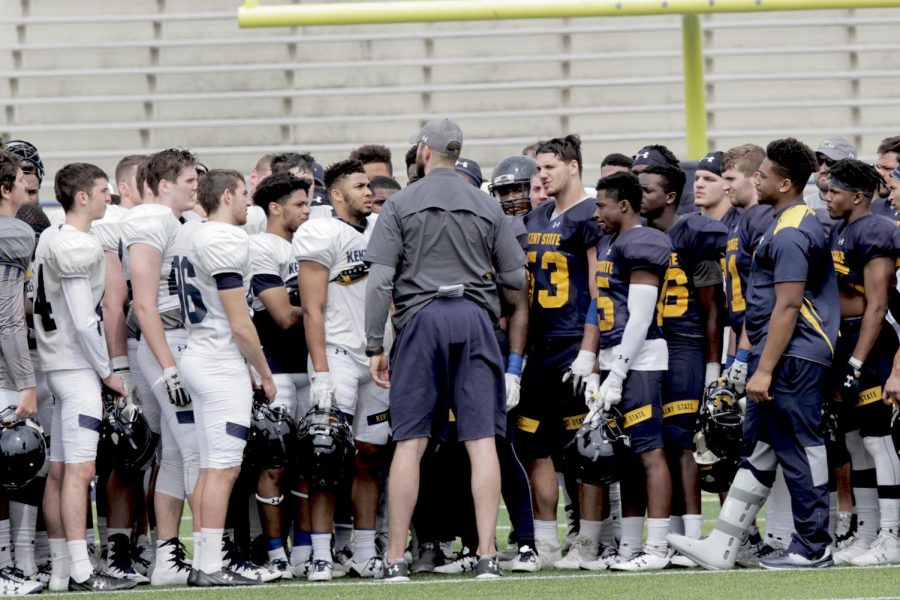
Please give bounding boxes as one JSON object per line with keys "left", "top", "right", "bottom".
{"left": 34, "top": 267, "right": 56, "bottom": 332}
{"left": 172, "top": 257, "right": 207, "bottom": 325}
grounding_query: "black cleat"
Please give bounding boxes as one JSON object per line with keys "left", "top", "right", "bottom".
{"left": 186, "top": 569, "right": 258, "bottom": 587}
{"left": 68, "top": 572, "right": 139, "bottom": 592}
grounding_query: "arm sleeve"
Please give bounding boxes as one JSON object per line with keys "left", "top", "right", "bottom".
{"left": 610, "top": 283, "right": 658, "bottom": 378}
{"left": 365, "top": 263, "right": 395, "bottom": 348}
{"left": 364, "top": 199, "right": 403, "bottom": 268}
{"left": 61, "top": 277, "right": 111, "bottom": 380}
{"left": 0, "top": 270, "right": 35, "bottom": 391}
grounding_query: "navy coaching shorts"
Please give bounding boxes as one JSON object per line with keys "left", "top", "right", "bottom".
{"left": 389, "top": 298, "right": 506, "bottom": 443}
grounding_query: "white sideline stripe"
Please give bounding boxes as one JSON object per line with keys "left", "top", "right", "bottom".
{"left": 36, "top": 564, "right": 900, "bottom": 597}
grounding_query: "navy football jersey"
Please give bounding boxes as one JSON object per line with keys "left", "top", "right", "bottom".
{"left": 661, "top": 213, "right": 727, "bottom": 339}
{"left": 830, "top": 213, "right": 896, "bottom": 297}
{"left": 724, "top": 204, "right": 773, "bottom": 329}
{"left": 745, "top": 203, "right": 839, "bottom": 366}
{"left": 524, "top": 198, "right": 603, "bottom": 337}
{"left": 595, "top": 226, "right": 671, "bottom": 349}
{"left": 871, "top": 197, "right": 900, "bottom": 224}
{"left": 720, "top": 206, "right": 743, "bottom": 231}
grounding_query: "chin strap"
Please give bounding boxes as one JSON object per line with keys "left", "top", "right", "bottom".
{"left": 255, "top": 494, "right": 284, "bottom": 506}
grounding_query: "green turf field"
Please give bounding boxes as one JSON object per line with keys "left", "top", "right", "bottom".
{"left": 71, "top": 493, "right": 900, "bottom": 599}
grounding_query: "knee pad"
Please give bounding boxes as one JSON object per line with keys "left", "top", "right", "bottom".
{"left": 155, "top": 447, "right": 185, "bottom": 500}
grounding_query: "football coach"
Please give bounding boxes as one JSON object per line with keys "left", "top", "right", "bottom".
{"left": 364, "top": 119, "right": 527, "bottom": 581}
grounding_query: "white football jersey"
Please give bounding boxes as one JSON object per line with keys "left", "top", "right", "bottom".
{"left": 33, "top": 225, "right": 107, "bottom": 372}
{"left": 91, "top": 203, "right": 128, "bottom": 254}
{"left": 120, "top": 204, "right": 192, "bottom": 320}
{"left": 184, "top": 221, "right": 251, "bottom": 359}
{"left": 249, "top": 233, "right": 298, "bottom": 314}
{"left": 293, "top": 216, "right": 376, "bottom": 356}
{"left": 241, "top": 205, "right": 267, "bottom": 236}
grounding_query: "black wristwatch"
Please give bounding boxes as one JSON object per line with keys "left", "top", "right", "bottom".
{"left": 365, "top": 345, "right": 384, "bottom": 357}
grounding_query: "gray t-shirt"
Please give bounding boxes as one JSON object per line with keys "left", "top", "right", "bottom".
{"left": 0, "top": 215, "right": 36, "bottom": 272}
{"left": 365, "top": 168, "right": 526, "bottom": 330}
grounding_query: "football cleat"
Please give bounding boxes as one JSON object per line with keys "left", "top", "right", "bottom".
{"left": 382, "top": 560, "right": 409, "bottom": 583}
{"left": 553, "top": 535, "right": 597, "bottom": 569}
{"left": 832, "top": 535, "right": 874, "bottom": 565}
{"left": 348, "top": 557, "right": 384, "bottom": 579}
{"left": 289, "top": 559, "right": 311, "bottom": 579}
{"left": 222, "top": 538, "right": 279, "bottom": 583}
{"left": 150, "top": 538, "right": 191, "bottom": 586}
{"left": 411, "top": 542, "right": 444, "bottom": 573}
{"left": 105, "top": 533, "right": 149, "bottom": 585}
{"left": 433, "top": 550, "right": 477, "bottom": 574}
{"left": 307, "top": 559, "right": 334, "bottom": 582}
{"left": 579, "top": 544, "right": 620, "bottom": 571}
{"left": 0, "top": 566, "right": 42, "bottom": 596}
{"left": 474, "top": 556, "right": 501, "bottom": 580}
{"left": 68, "top": 571, "right": 138, "bottom": 592}
{"left": 332, "top": 546, "right": 353, "bottom": 576}
{"left": 505, "top": 546, "right": 540, "bottom": 572}
{"left": 265, "top": 557, "right": 293, "bottom": 580}
{"left": 760, "top": 547, "right": 833, "bottom": 570}
{"left": 187, "top": 569, "right": 257, "bottom": 587}
{"left": 849, "top": 529, "right": 900, "bottom": 566}
{"left": 534, "top": 539, "right": 562, "bottom": 567}
{"left": 669, "top": 552, "right": 699, "bottom": 568}
{"left": 609, "top": 549, "right": 670, "bottom": 571}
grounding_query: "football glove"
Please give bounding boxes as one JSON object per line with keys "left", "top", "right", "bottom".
{"left": 562, "top": 350, "right": 597, "bottom": 396}
{"left": 505, "top": 373, "right": 521, "bottom": 412}
{"left": 598, "top": 373, "right": 624, "bottom": 412}
{"left": 162, "top": 367, "right": 191, "bottom": 407}
{"left": 723, "top": 357, "right": 748, "bottom": 395}
{"left": 311, "top": 372, "right": 336, "bottom": 412}
{"left": 583, "top": 373, "right": 601, "bottom": 409}
{"left": 840, "top": 357, "right": 863, "bottom": 404}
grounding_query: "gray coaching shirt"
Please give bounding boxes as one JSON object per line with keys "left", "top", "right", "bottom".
{"left": 365, "top": 168, "right": 525, "bottom": 332}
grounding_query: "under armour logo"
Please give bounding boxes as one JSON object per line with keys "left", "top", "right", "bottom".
{"left": 636, "top": 152, "right": 650, "bottom": 159}
{"left": 457, "top": 161, "right": 468, "bottom": 168}
{"left": 838, "top": 238, "right": 844, "bottom": 245}
{"left": 388, "top": 564, "right": 400, "bottom": 574}
{"left": 703, "top": 156, "right": 716, "bottom": 162}
{"left": 552, "top": 221, "right": 561, "bottom": 229}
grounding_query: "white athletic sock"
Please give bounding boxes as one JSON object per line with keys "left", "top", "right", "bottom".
{"left": 311, "top": 533, "right": 332, "bottom": 563}
{"left": 334, "top": 524, "right": 352, "bottom": 552}
{"left": 579, "top": 520, "right": 602, "bottom": 544}
{"left": 85, "top": 528, "right": 95, "bottom": 546}
{"left": 354, "top": 529, "right": 376, "bottom": 563}
{"left": 67, "top": 540, "right": 92, "bottom": 583}
{"left": 644, "top": 518, "right": 670, "bottom": 556}
{"left": 599, "top": 516, "right": 618, "bottom": 548}
{"left": 193, "top": 532, "right": 202, "bottom": 559}
{"left": 668, "top": 515, "right": 684, "bottom": 536}
{"left": 9, "top": 503, "right": 37, "bottom": 575}
{"left": 49, "top": 538, "right": 70, "bottom": 582}
{"left": 97, "top": 517, "right": 108, "bottom": 552}
{"left": 35, "top": 530, "right": 50, "bottom": 561}
{"left": 290, "top": 544, "right": 312, "bottom": 566}
{"left": 199, "top": 528, "right": 223, "bottom": 574}
{"left": 765, "top": 468, "right": 795, "bottom": 547}
{"left": 853, "top": 487, "right": 879, "bottom": 542}
{"left": 533, "top": 520, "right": 558, "bottom": 545}
{"left": 828, "top": 491, "right": 838, "bottom": 538}
{"left": 268, "top": 546, "right": 288, "bottom": 562}
{"left": 879, "top": 498, "right": 900, "bottom": 531}
{"left": 0, "top": 519, "right": 12, "bottom": 569}
{"left": 619, "top": 517, "right": 644, "bottom": 559}
{"left": 683, "top": 514, "right": 703, "bottom": 540}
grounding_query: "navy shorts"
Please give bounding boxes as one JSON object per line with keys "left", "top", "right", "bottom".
{"left": 389, "top": 298, "right": 505, "bottom": 443}
{"left": 662, "top": 335, "right": 704, "bottom": 450}
{"left": 513, "top": 337, "right": 588, "bottom": 465}
{"left": 610, "top": 369, "right": 664, "bottom": 455}
{"left": 830, "top": 317, "right": 898, "bottom": 438}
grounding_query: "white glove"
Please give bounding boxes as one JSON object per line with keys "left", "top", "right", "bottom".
{"left": 561, "top": 350, "right": 597, "bottom": 396}
{"left": 598, "top": 373, "right": 624, "bottom": 412}
{"left": 704, "top": 362, "right": 721, "bottom": 388}
{"left": 111, "top": 356, "right": 136, "bottom": 406}
{"left": 310, "top": 372, "right": 336, "bottom": 411}
{"left": 162, "top": 366, "right": 191, "bottom": 407}
{"left": 724, "top": 360, "right": 748, "bottom": 395}
{"left": 505, "top": 373, "right": 521, "bottom": 412}
{"left": 583, "top": 373, "right": 601, "bottom": 409}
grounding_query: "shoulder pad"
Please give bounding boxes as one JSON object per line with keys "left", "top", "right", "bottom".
{"left": 620, "top": 227, "right": 672, "bottom": 270}
{"left": 48, "top": 231, "right": 103, "bottom": 278}
{"left": 0, "top": 219, "right": 35, "bottom": 266}
{"left": 194, "top": 224, "right": 249, "bottom": 275}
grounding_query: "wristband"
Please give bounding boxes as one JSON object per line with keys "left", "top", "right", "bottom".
{"left": 585, "top": 298, "right": 598, "bottom": 327}
{"left": 507, "top": 353, "right": 524, "bottom": 376}
{"left": 724, "top": 355, "right": 735, "bottom": 369}
{"left": 110, "top": 356, "right": 129, "bottom": 372}
{"left": 849, "top": 357, "right": 864, "bottom": 371}
{"left": 735, "top": 348, "right": 750, "bottom": 363}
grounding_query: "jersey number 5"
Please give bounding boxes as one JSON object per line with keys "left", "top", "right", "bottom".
{"left": 595, "top": 275, "right": 615, "bottom": 332}
{"left": 527, "top": 250, "right": 570, "bottom": 309}
{"left": 172, "top": 257, "right": 208, "bottom": 325}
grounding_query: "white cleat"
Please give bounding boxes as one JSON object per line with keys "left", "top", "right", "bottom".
{"left": 553, "top": 535, "right": 597, "bottom": 569}
{"left": 534, "top": 539, "right": 562, "bottom": 568}
{"left": 849, "top": 530, "right": 900, "bottom": 566}
{"left": 307, "top": 559, "right": 334, "bottom": 582}
{"left": 609, "top": 549, "right": 671, "bottom": 572}
{"left": 832, "top": 536, "right": 873, "bottom": 565}
{"left": 348, "top": 557, "right": 384, "bottom": 579}
{"left": 0, "top": 566, "right": 43, "bottom": 596}
{"left": 669, "top": 552, "right": 699, "bottom": 568}
{"left": 579, "top": 545, "right": 621, "bottom": 571}
{"left": 505, "top": 546, "right": 541, "bottom": 572}
{"left": 265, "top": 557, "right": 294, "bottom": 580}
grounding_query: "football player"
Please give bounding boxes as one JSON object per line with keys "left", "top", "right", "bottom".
{"left": 0, "top": 150, "right": 43, "bottom": 595}
{"left": 122, "top": 149, "right": 202, "bottom": 585}
{"left": 35, "top": 163, "right": 135, "bottom": 592}
{"left": 671, "top": 138, "right": 838, "bottom": 570}
{"left": 369, "top": 176, "right": 400, "bottom": 214}
{"left": 114, "top": 155, "right": 147, "bottom": 209}
{"left": 518, "top": 135, "right": 603, "bottom": 568}
{"left": 583, "top": 171, "right": 673, "bottom": 571}
{"left": 349, "top": 145, "right": 393, "bottom": 181}
{"left": 872, "top": 136, "right": 900, "bottom": 220}
{"left": 294, "top": 159, "right": 391, "bottom": 581}
{"left": 247, "top": 172, "right": 311, "bottom": 578}
{"left": 639, "top": 163, "right": 727, "bottom": 565}
{"left": 181, "top": 170, "right": 276, "bottom": 587}
{"left": 694, "top": 151, "right": 738, "bottom": 227}
{"left": 824, "top": 159, "right": 900, "bottom": 566}
{"left": 3, "top": 141, "right": 43, "bottom": 206}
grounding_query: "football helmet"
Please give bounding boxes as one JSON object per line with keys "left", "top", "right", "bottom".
{"left": 100, "top": 403, "right": 157, "bottom": 472}
{"left": 699, "top": 381, "right": 744, "bottom": 461}
{"left": 4, "top": 140, "right": 44, "bottom": 183}
{"left": 693, "top": 430, "right": 737, "bottom": 494}
{"left": 564, "top": 407, "right": 630, "bottom": 486}
{"left": 0, "top": 407, "right": 47, "bottom": 490}
{"left": 891, "top": 403, "right": 900, "bottom": 460}
{"left": 489, "top": 155, "right": 536, "bottom": 216}
{"left": 297, "top": 407, "right": 355, "bottom": 489}
{"left": 244, "top": 398, "right": 298, "bottom": 471}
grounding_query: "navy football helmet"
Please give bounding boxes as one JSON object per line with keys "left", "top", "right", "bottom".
{"left": 564, "top": 407, "right": 630, "bottom": 486}
{"left": 693, "top": 430, "right": 738, "bottom": 494}
{"left": 297, "top": 407, "right": 355, "bottom": 489}
{"left": 699, "top": 380, "right": 744, "bottom": 461}
{"left": 245, "top": 398, "right": 298, "bottom": 471}
{"left": 489, "top": 155, "right": 536, "bottom": 216}
{"left": 0, "top": 407, "right": 47, "bottom": 490}
{"left": 100, "top": 403, "right": 157, "bottom": 472}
